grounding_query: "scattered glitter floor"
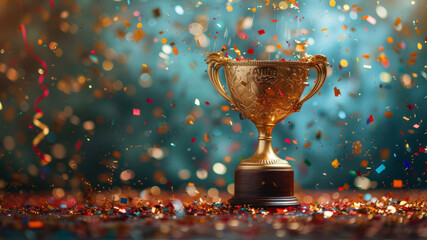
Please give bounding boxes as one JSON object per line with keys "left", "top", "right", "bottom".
{"left": 1, "top": 191, "right": 426, "bottom": 239}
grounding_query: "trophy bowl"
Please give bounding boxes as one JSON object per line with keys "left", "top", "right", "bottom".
{"left": 206, "top": 52, "right": 328, "bottom": 207}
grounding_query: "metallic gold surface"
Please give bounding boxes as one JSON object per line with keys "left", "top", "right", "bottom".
{"left": 206, "top": 52, "right": 328, "bottom": 170}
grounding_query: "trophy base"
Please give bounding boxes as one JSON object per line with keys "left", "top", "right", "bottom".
{"left": 229, "top": 167, "right": 299, "bottom": 207}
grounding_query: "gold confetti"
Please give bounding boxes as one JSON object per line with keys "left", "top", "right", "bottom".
{"left": 332, "top": 159, "right": 339, "bottom": 168}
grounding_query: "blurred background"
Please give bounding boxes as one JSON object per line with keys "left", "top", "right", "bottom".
{"left": 0, "top": 0, "right": 425, "bottom": 198}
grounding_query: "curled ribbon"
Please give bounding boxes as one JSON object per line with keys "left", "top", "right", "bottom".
{"left": 20, "top": 24, "right": 51, "bottom": 165}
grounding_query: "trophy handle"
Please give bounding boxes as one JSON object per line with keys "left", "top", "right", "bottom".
{"left": 205, "top": 52, "right": 235, "bottom": 106}
{"left": 294, "top": 55, "right": 328, "bottom": 111}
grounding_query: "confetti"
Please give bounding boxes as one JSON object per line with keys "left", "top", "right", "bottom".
{"left": 257, "top": 29, "right": 265, "bottom": 35}
{"left": 393, "top": 179, "right": 402, "bottom": 188}
{"left": 304, "top": 159, "right": 312, "bottom": 167}
{"left": 375, "top": 164, "right": 385, "bottom": 174}
{"left": 384, "top": 112, "right": 393, "bottom": 118}
{"left": 366, "top": 115, "right": 374, "bottom": 125}
{"left": 403, "top": 160, "right": 411, "bottom": 168}
{"left": 20, "top": 24, "right": 51, "bottom": 165}
{"left": 331, "top": 159, "right": 339, "bottom": 168}
{"left": 334, "top": 87, "right": 341, "bottom": 97}
{"left": 133, "top": 108, "right": 140, "bottom": 116}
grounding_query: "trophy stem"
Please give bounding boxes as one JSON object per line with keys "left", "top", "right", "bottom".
{"left": 238, "top": 124, "right": 291, "bottom": 169}
{"left": 255, "top": 124, "right": 275, "bottom": 157}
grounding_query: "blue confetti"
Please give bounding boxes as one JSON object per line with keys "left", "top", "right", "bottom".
{"left": 403, "top": 160, "right": 411, "bottom": 168}
{"left": 376, "top": 164, "right": 385, "bottom": 174}
{"left": 60, "top": 204, "right": 67, "bottom": 208}
{"left": 120, "top": 198, "right": 128, "bottom": 204}
{"left": 363, "top": 193, "right": 372, "bottom": 201}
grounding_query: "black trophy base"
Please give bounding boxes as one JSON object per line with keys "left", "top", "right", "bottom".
{"left": 229, "top": 168, "right": 299, "bottom": 207}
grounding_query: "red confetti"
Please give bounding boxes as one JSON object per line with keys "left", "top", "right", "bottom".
{"left": 271, "top": 19, "right": 278, "bottom": 22}
{"left": 146, "top": 98, "right": 153, "bottom": 104}
{"left": 419, "top": 147, "right": 425, "bottom": 153}
{"left": 191, "top": 137, "right": 196, "bottom": 143}
{"left": 258, "top": 29, "right": 265, "bottom": 35}
{"left": 366, "top": 115, "right": 374, "bottom": 125}
{"left": 167, "top": 181, "right": 172, "bottom": 187}
{"left": 205, "top": 101, "right": 210, "bottom": 105}
{"left": 133, "top": 108, "right": 140, "bottom": 116}
{"left": 285, "top": 139, "right": 291, "bottom": 144}
{"left": 20, "top": 24, "right": 50, "bottom": 163}
{"left": 74, "top": 139, "right": 82, "bottom": 151}
{"left": 49, "top": 0, "right": 54, "bottom": 7}
{"left": 248, "top": 49, "right": 254, "bottom": 54}
{"left": 338, "top": 187, "right": 344, "bottom": 191}
{"left": 334, "top": 87, "right": 341, "bottom": 97}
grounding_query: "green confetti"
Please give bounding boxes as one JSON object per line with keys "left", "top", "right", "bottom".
{"left": 304, "top": 159, "right": 311, "bottom": 167}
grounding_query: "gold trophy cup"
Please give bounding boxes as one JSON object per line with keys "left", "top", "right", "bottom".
{"left": 206, "top": 52, "right": 328, "bottom": 207}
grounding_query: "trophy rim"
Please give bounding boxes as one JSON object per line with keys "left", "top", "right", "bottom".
{"left": 226, "top": 59, "right": 312, "bottom": 66}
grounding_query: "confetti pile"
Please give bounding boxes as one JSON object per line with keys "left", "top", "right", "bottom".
{"left": 0, "top": 0, "right": 425, "bottom": 226}
{"left": 1, "top": 191, "right": 427, "bottom": 239}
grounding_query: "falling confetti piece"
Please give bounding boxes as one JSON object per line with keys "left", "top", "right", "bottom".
{"left": 321, "top": 28, "right": 328, "bottom": 32}
{"left": 329, "top": 0, "right": 336, "bottom": 7}
{"left": 146, "top": 98, "right": 153, "bottom": 104}
{"left": 233, "top": 44, "right": 241, "bottom": 56}
{"left": 285, "top": 156, "right": 296, "bottom": 161}
{"left": 393, "top": 179, "right": 402, "bottom": 188}
{"left": 338, "top": 35, "right": 346, "bottom": 41}
{"left": 384, "top": 112, "right": 393, "bottom": 118}
{"left": 20, "top": 24, "right": 51, "bottom": 165}
{"left": 49, "top": 0, "right": 54, "bottom": 7}
{"left": 173, "top": 47, "right": 178, "bottom": 55}
{"left": 363, "top": 15, "right": 377, "bottom": 25}
{"left": 133, "top": 108, "right": 140, "bottom": 116}
{"left": 366, "top": 115, "right": 374, "bottom": 125}
{"left": 195, "top": 98, "right": 200, "bottom": 106}
{"left": 258, "top": 29, "right": 265, "bottom": 35}
{"left": 285, "top": 139, "right": 291, "bottom": 144}
{"left": 304, "top": 159, "right": 312, "bottom": 167}
{"left": 334, "top": 87, "right": 341, "bottom": 97}
{"left": 403, "top": 160, "right": 411, "bottom": 168}
{"left": 205, "top": 101, "right": 210, "bottom": 105}
{"left": 120, "top": 198, "right": 128, "bottom": 204}
{"left": 394, "top": 17, "right": 401, "bottom": 27}
{"left": 375, "top": 164, "right": 385, "bottom": 174}
{"left": 191, "top": 137, "right": 196, "bottom": 143}
{"left": 363, "top": 65, "right": 372, "bottom": 69}
{"left": 247, "top": 48, "right": 254, "bottom": 54}
{"left": 332, "top": 159, "right": 339, "bottom": 168}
